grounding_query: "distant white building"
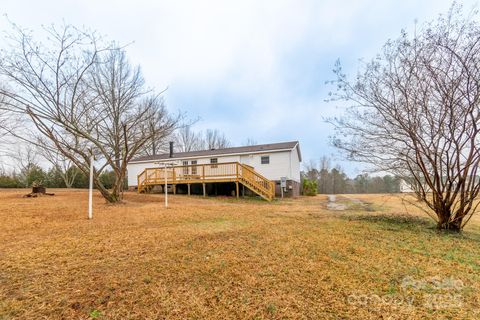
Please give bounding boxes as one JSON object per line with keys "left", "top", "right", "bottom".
{"left": 399, "top": 179, "right": 415, "bottom": 193}
{"left": 127, "top": 141, "right": 302, "bottom": 198}
{"left": 400, "top": 179, "right": 431, "bottom": 193}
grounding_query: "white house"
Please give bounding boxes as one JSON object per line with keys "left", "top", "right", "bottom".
{"left": 127, "top": 141, "right": 302, "bottom": 198}
{"left": 399, "top": 179, "right": 415, "bottom": 193}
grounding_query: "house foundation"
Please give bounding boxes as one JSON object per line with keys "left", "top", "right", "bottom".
{"left": 274, "top": 179, "right": 300, "bottom": 197}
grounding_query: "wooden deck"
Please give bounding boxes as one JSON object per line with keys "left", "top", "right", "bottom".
{"left": 137, "top": 162, "right": 275, "bottom": 201}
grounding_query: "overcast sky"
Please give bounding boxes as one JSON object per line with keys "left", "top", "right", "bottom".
{"left": 1, "top": 0, "right": 478, "bottom": 175}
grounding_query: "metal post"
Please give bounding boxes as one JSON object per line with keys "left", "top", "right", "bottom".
{"left": 164, "top": 163, "right": 168, "bottom": 208}
{"left": 88, "top": 154, "right": 94, "bottom": 219}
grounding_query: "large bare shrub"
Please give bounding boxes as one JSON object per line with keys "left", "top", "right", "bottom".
{"left": 331, "top": 5, "right": 480, "bottom": 231}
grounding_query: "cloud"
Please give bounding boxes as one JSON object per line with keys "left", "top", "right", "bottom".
{"left": 1, "top": 0, "right": 478, "bottom": 175}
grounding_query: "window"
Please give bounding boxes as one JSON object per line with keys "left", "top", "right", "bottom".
{"left": 261, "top": 156, "right": 270, "bottom": 164}
{"left": 183, "top": 161, "right": 189, "bottom": 175}
{"left": 191, "top": 160, "right": 197, "bottom": 175}
{"left": 210, "top": 158, "right": 218, "bottom": 168}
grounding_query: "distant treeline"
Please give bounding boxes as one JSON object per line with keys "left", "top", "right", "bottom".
{"left": 302, "top": 158, "right": 401, "bottom": 194}
{"left": 0, "top": 165, "right": 118, "bottom": 189}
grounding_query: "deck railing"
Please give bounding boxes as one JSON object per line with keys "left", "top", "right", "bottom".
{"left": 137, "top": 162, "right": 275, "bottom": 200}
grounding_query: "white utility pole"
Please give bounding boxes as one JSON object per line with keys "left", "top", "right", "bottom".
{"left": 88, "top": 154, "right": 94, "bottom": 219}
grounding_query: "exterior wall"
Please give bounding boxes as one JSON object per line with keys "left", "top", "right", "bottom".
{"left": 289, "top": 147, "right": 301, "bottom": 182}
{"left": 289, "top": 180, "right": 301, "bottom": 197}
{"left": 239, "top": 151, "right": 299, "bottom": 182}
{"left": 127, "top": 146, "right": 302, "bottom": 188}
{"left": 127, "top": 162, "right": 151, "bottom": 187}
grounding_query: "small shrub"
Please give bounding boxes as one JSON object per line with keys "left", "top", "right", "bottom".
{"left": 89, "top": 309, "right": 101, "bottom": 319}
{"left": 302, "top": 179, "right": 317, "bottom": 196}
{"left": 266, "top": 302, "right": 276, "bottom": 314}
{"left": 21, "top": 165, "right": 47, "bottom": 187}
{"left": 143, "top": 276, "right": 152, "bottom": 284}
{"left": 99, "top": 170, "right": 116, "bottom": 189}
{"left": 0, "top": 175, "right": 21, "bottom": 188}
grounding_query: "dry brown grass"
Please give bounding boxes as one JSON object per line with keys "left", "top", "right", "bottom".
{"left": 1, "top": 190, "right": 479, "bottom": 319}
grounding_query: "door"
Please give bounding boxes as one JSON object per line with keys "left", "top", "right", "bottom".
{"left": 191, "top": 160, "right": 197, "bottom": 176}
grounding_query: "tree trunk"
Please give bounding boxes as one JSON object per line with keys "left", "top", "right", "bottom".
{"left": 111, "top": 177, "right": 124, "bottom": 203}
{"left": 63, "top": 176, "right": 73, "bottom": 188}
{"left": 436, "top": 210, "right": 463, "bottom": 232}
{"left": 94, "top": 178, "right": 122, "bottom": 204}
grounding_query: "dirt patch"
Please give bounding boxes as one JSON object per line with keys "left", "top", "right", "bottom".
{"left": 325, "top": 194, "right": 378, "bottom": 212}
{"left": 326, "top": 194, "right": 348, "bottom": 210}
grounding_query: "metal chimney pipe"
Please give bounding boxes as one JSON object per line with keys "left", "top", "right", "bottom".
{"left": 169, "top": 141, "right": 174, "bottom": 158}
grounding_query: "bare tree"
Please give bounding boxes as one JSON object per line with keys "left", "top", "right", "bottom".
{"left": 0, "top": 23, "right": 179, "bottom": 203}
{"left": 88, "top": 49, "right": 179, "bottom": 201}
{"left": 37, "top": 139, "right": 78, "bottom": 188}
{"left": 138, "top": 97, "right": 177, "bottom": 156}
{"left": 318, "top": 156, "right": 331, "bottom": 194}
{"left": 0, "top": 96, "right": 7, "bottom": 138}
{"left": 203, "top": 129, "right": 231, "bottom": 150}
{"left": 0, "top": 106, "right": 7, "bottom": 155}
{"left": 304, "top": 160, "right": 319, "bottom": 181}
{"left": 330, "top": 4, "right": 480, "bottom": 231}
{"left": 243, "top": 138, "right": 258, "bottom": 146}
{"left": 174, "top": 125, "right": 203, "bottom": 152}
{"left": 0, "top": 93, "right": 17, "bottom": 155}
{"left": 13, "top": 145, "right": 40, "bottom": 187}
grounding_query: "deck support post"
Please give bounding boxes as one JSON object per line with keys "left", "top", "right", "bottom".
{"left": 173, "top": 185, "right": 176, "bottom": 195}
{"left": 202, "top": 183, "right": 206, "bottom": 197}
{"left": 187, "top": 184, "right": 190, "bottom": 196}
{"left": 236, "top": 181, "right": 239, "bottom": 199}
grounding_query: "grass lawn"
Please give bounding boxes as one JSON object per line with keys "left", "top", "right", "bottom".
{"left": 1, "top": 189, "right": 479, "bottom": 319}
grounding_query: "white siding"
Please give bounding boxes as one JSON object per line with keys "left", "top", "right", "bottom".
{"left": 127, "top": 146, "right": 301, "bottom": 186}
{"left": 127, "top": 162, "right": 155, "bottom": 186}
{"left": 289, "top": 146, "right": 301, "bottom": 182}
{"left": 240, "top": 151, "right": 295, "bottom": 181}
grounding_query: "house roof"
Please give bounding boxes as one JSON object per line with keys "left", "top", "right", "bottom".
{"left": 130, "top": 141, "right": 301, "bottom": 163}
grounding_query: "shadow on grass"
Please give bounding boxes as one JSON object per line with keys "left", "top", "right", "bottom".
{"left": 341, "top": 213, "right": 435, "bottom": 230}
{"left": 343, "top": 213, "right": 480, "bottom": 242}
{"left": 201, "top": 195, "right": 296, "bottom": 206}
